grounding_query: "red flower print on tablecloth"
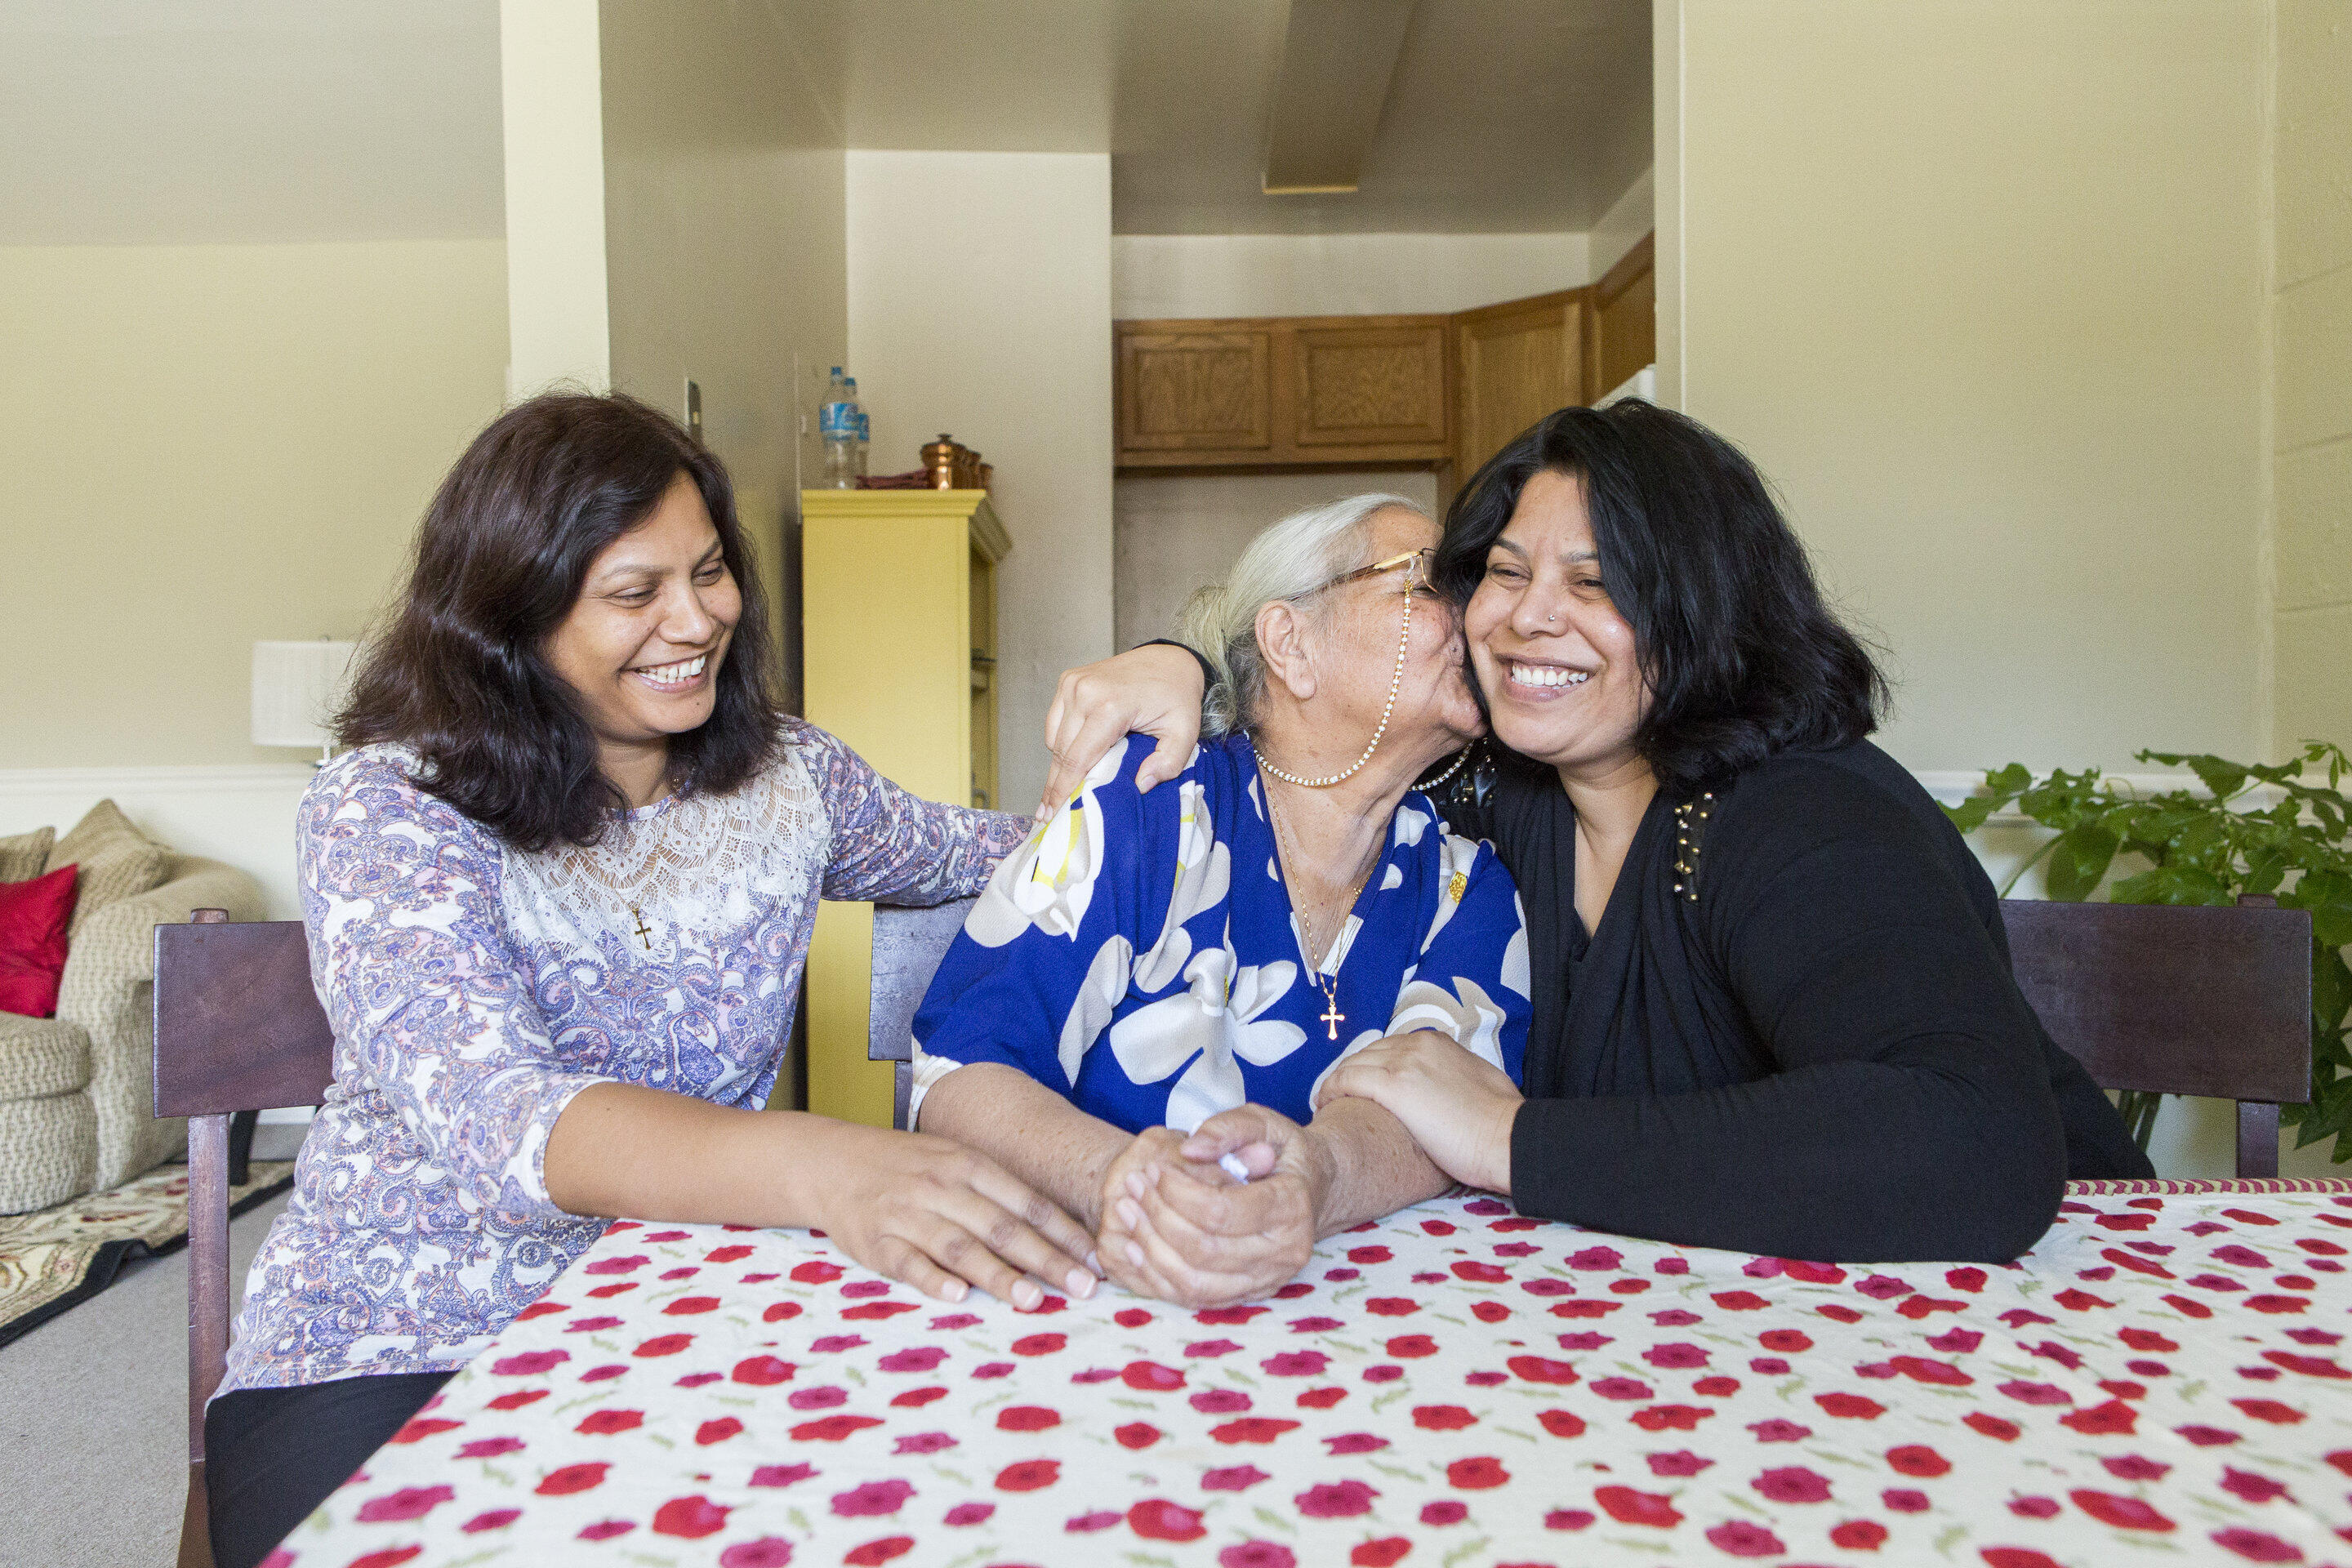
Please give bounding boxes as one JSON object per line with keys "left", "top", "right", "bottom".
{"left": 653, "top": 1495, "right": 731, "bottom": 1538}
{"left": 1594, "top": 1485, "right": 1682, "bottom": 1527}
{"left": 717, "top": 1540, "right": 794, "bottom": 1567}
{"left": 1446, "top": 1457, "right": 1508, "bottom": 1489}
{"left": 1706, "top": 1519, "right": 1787, "bottom": 1557}
{"left": 1753, "top": 1467, "right": 1831, "bottom": 1503}
{"left": 354, "top": 1484, "right": 454, "bottom": 1523}
{"left": 1128, "top": 1499, "right": 1207, "bottom": 1541}
{"left": 995, "top": 1459, "right": 1059, "bottom": 1491}
{"left": 2069, "top": 1490, "right": 2175, "bottom": 1531}
{"left": 830, "top": 1479, "right": 913, "bottom": 1517}
{"left": 294, "top": 1185, "right": 2352, "bottom": 1566}
{"left": 1297, "top": 1480, "right": 1378, "bottom": 1517}
{"left": 1218, "top": 1542, "right": 1296, "bottom": 1568}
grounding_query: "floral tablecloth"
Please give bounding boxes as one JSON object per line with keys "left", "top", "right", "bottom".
{"left": 278, "top": 1180, "right": 2352, "bottom": 1568}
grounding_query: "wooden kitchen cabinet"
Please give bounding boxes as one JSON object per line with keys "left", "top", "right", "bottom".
{"left": 1114, "top": 234, "right": 1653, "bottom": 483}
{"left": 1452, "top": 288, "right": 1586, "bottom": 482}
{"left": 1588, "top": 234, "right": 1656, "bottom": 403}
{"left": 1115, "top": 314, "right": 1450, "bottom": 468}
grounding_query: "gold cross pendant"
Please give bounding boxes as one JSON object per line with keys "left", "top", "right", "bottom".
{"left": 1320, "top": 997, "right": 1343, "bottom": 1040}
{"left": 629, "top": 906, "right": 653, "bottom": 950}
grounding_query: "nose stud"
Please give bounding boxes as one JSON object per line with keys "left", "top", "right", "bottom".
{"left": 1546, "top": 612, "right": 1557, "bottom": 623}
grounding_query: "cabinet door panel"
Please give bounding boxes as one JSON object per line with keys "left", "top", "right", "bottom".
{"left": 1454, "top": 292, "right": 1583, "bottom": 479}
{"left": 1119, "top": 329, "right": 1272, "bottom": 452}
{"left": 1292, "top": 324, "right": 1447, "bottom": 448}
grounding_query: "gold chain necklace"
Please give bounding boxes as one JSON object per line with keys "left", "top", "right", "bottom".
{"left": 1258, "top": 759, "right": 1379, "bottom": 1040}
{"left": 1250, "top": 566, "right": 1416, "bottom": 789}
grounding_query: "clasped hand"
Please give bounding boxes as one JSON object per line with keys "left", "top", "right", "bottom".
{"left": 1091, "top": 1107, "right": 1334, "bottom": 1309}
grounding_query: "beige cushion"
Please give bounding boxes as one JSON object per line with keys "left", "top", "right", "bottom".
{"left": 0, "top": 1013, "right": 92, "bottom": 1101}
{"left": 44, "top": 800, "right": 169, "bottom": 941}
{"left": 0, "top": 826, "right": 53, "bottom": 884}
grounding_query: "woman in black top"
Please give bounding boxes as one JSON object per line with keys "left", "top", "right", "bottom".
{"left": 1038, "top": 401, "right": 2149, "bottom": 1266}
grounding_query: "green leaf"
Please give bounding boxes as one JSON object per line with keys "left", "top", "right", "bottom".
{"left": 2314, "top": 949, "right": 2351, "bottom": 1034}
{"left": 2287, "top": 870, "right": 2352, "bottom": 949}
{"left": 2185, "top": 755, "right": 2248, "bottom": 800}
{"left": 2109, "top": 864, "right": 2233, "bottom": 906}
{"left": 2046, "top": 825, "right": 2119, "bottom": 902}
{"left": 1944, "top": 765, "right": 2031, "bottom": 835}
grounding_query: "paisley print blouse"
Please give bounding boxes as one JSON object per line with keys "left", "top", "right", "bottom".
{"left": 220, "top": 719, "right": 1027, "bottom": 1393}
{"left": 910, "top": 733, "right": 1531, "bottom": 1135}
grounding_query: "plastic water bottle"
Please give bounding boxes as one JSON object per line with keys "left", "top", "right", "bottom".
{"left": 819, "top": 368, "right": 861, "bottom": 488}
{"left": 853, "top": 411, "right": 871, "bottom": 480}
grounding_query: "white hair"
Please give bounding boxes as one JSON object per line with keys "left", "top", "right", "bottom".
{"left": 1174, "top": 492, "right": 1428, "bottom": 737}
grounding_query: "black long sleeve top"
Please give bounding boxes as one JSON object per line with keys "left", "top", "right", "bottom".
{"left": 1447, "top": 741, "right": 2151, "bottom": 1264}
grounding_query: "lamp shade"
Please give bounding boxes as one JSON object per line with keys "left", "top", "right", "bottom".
{"left": 252, "top": 640, "right": 358, "bottom": 750}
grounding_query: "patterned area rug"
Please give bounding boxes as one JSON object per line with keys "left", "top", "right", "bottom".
{"left": 0, "top": 1160, "right": 293, "bottom": 1348}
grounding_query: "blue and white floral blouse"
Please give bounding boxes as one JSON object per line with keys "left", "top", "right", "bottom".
{"left": 220, "top": 719, "right": 1027, "bottom": 1394}
{"left": 911, "top": 733, "right": 1530, "bottom": 1135}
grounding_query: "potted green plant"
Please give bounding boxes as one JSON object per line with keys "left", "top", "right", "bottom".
{"left": 1943, "top": 742, "right": 2350, "bottom": 1160}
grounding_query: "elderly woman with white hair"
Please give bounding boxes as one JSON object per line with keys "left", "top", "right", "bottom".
{"left": 914, "top": 494, "right": 1530, "bottom": 1307}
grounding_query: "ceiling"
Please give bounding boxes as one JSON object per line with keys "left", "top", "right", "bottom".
{"left": 0, "top": 0, "right": 1648, "bottom": 246}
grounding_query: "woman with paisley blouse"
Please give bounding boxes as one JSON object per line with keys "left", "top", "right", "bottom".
{"left": 915, "top": 493, "right": 1531, "bottom": 1311}
{"left": 205, "top": 394, "right": 1095, "bottom": 1568}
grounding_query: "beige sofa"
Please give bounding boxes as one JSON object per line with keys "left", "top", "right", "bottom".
{"left": 1, "top": 804, "right": 266, "bottom": 1213}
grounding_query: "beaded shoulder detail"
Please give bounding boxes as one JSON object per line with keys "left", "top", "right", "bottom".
{"left": 1672, "top": 789, "right": 1718, "bottom": 902}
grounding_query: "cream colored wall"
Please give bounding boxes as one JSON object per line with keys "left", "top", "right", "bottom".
{"left": 0, "top": 239, "right": 509, "bottom": 770}
{"left": 1659, "top": 0, "right": 2270, "bottom": 778}
{"left": 1111, "top": 234, "right": 1591, "bottom": 320}
{"left": 1650, "top": 1, "right": 2331, "bottom": 1175}
{"left": 597, "top": 0, "right": 849, "bottom": 709}
{"left": 2273, "top": 0, "right": 2352, "bottom": 755}
{"left": 845, "top": 151, "right": 1115, "bottom": 817}
{"left": 501, "top": 0, "right": 610, "bottom": 396}
{"left": 1115, "top": 471, "right": 1443, "bottom": 652}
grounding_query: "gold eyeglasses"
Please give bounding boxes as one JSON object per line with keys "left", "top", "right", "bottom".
{"left": 1291, "top": 547, "right": 1437, "bottom": 599}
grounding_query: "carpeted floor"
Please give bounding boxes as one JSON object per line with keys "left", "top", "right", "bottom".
{"left": 1, "top": 1160, "right": 295, "bottom": 1349}
{"left": 0, "top": 1127, "right": 300, "bottom": 1568}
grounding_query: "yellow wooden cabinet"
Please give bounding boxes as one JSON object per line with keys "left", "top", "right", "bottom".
{"left": 800, "top": 488, "right": 1010, "bottom": 1128}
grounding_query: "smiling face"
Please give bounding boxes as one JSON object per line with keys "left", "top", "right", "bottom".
{"left": 1250, "top": 506, "right": 1484, "bottom": 783}
{"left": 542, "top": 471, "right": 740, "bottom": 789}
{"left": 1464, "top": 468, "right": 1650, "bottom": 781}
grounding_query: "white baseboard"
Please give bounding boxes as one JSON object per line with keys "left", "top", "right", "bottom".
{"left": 0, "top": 763, "right": 314, "bottom": 920}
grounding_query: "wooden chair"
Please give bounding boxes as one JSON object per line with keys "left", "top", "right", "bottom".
{"left": 151, "top": 911, "right": 335, "bottom": 1568}
{"left": 867, "top": 898, "right": 977, "bottom": 1131}
{"left": 2002, "top": 895, "right": 2312, "bottom": 1177}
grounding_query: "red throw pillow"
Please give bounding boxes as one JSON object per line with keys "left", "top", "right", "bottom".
{"left": 0, "top": 863, "right": 80, "bottom": 1018}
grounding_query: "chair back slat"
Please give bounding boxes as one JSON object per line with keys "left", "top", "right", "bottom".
{"left": 153, "top": 919, "right": 334, "bottom": 1117}
{"left": 2001, "top": 899, "right": 2310, "bottom": 1104}
{"left": 868, "top": 898, "right": 976, "bottom": 1131}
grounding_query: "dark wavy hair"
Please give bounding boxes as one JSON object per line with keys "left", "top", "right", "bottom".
{"left": 1434, "top": 399, "right": 1887, "bottom": 793}
{"left": 338, "top": 391, "right": 782, "bottom": 851}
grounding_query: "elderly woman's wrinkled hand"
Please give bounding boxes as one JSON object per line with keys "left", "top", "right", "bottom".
{"left": 1094, "top": 1110, "right": 1330, "bottom": 1308}
{"left": 1316, "top": 1031, "right": 1521, "bottom": 1195}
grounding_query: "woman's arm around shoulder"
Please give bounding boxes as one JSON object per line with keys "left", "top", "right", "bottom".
{"left": 786, "top": 716, "right": 1029, "bottom": 903}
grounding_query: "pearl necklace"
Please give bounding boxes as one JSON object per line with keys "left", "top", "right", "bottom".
{"left": 1250, "top": 564, "right": 1416, "bottom": 788}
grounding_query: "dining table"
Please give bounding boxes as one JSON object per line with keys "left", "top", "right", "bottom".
{"left": 273, "top": 1177, "right": 2352, "bottom": 1568}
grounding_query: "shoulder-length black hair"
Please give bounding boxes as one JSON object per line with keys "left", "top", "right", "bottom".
{"left": 339, "top": 390, "right": 783, "bottom": 852}
{"left": 1434, "top": 399, "right": 1887, "bottom": 794}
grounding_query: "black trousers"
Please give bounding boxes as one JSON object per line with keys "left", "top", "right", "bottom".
{"left": 205, "top": 1370, "right": 455, "bottom": 1568}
